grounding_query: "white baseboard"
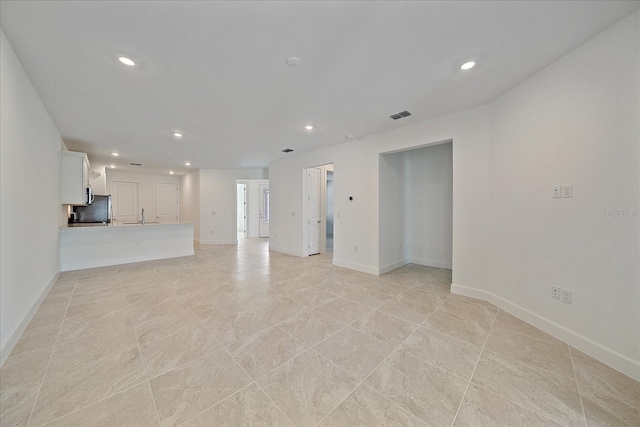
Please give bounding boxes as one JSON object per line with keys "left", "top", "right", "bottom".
{"left": 409, "top": 257, "right": 452, "bottom": 270}
{"left": 198, "top": 239, "right": 237, "bottom": 245}
{"left": 1, "top": 272, "right": 60, "bottom": 366}
{"left": 332, "top": 258, "right": 379, "bottom": 275}
{"left": 378, "top": 259, "right": 409, "bottom": 275}
{"left": 269, "top": 245, "right": 304, "bottom": 257}
{"left": 451, "top": 283, "right": 640, "bottom": 382}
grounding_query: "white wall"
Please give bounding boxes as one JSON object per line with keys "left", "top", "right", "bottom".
{"left": 180, "top": 169, "right": 200, "bottom": 239}
{"left": 269, "top": 12, "right": 639, "bottom": 379}
{"left": 0, "top": 31, "right": 67, "bottom": 363}
{"left": 270, "top": 107, "right": 490, "bottom": 277}
{"left": 379, "top": 151, "right": 407, "bottom": 272}
{"left": 406, "top": 143, "right": 453, "bottom": 269}
{"left": 485, "top": 11, "right": 639, "bottom": 376}
{"left": 106, "top": 170, "right": 180, "bottom": 223}
{"left": 199, "top": 169, "right": 267, "bottom": 244}
{"left": 89, "top": 164, "right": 107, "bottom": 195}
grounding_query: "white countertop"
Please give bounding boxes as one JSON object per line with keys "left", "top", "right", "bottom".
{"left": 60, "top": 222, "right": 193, "bottom": 231}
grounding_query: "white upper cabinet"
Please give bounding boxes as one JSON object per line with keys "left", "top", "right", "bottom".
{"left": 61, "top": 151, "right": 90, "bottom": 205}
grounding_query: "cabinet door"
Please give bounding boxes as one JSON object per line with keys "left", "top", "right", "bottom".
{"left": 61, "top": 152, "right": 86, "bottom": 205}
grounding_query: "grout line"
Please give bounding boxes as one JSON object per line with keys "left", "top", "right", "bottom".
{"left": 208, "top": 328, "right": 298, "bottom": 427}
{"left": 450, "top": 307, "right": 499, "bottom": 427}
{"left": 25, "top": 276, "right": 78, "bottom": 427}
{"left": 121, "top": 272, "right": 163, "bottom": 425}
{"left": 176, "top": 381, "right": 257, "bottom": 426}
{"left": 568, "top": 346, "right": 589, "bottom": 427}
{"left": 316, "top": 292, "right": 453, "bottom": 427}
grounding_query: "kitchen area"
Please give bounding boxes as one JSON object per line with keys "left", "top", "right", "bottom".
{"left": 60, "top": 151, "right": 194, "bottom": 271}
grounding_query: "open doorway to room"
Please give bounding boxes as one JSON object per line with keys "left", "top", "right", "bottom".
{"left": 325, "top": 166, "right": 334, "bottom": 253}
{"left": 236, "top": 183, "right": 247, "bottom": 240}
{"left": 378, "top": 141, "right": 453, "bottom": 276}
{"left": 303, "top": 163, "right": 334, "bottom": 257}
{"left": 236, "top": 179, "right": 269, "bottom": 240}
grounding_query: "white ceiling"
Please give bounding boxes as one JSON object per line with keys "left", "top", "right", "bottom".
{"left": 2, "top": 1, "right": 638, "bottom": 175}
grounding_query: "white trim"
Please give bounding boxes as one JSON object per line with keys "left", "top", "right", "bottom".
{"left": 269, "top": 245, "right": 305, "bottom": 258}
{"left": 1, "top": 272, "right": 60, "bottom": 366}
{"left": 451, "top": 283, "right": 640, "bottom": 381}
{"left": 198, "top": 239, "right": 238, "bottom": 245}
{"left": 409, "top": 257, "right": 452, "bottom": 270}
{"left": 332, "top": 258, "right": 379, "bottom": 275}
{"left": 378, "top": 258, "right": 409, "bottom": 275}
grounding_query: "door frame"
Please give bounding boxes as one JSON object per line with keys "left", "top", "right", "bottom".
{"left": 258, "top": 183, "right": 269, "bottom": 238}
{"left": 302, "top": 166, "right": 328, "bottom": 257}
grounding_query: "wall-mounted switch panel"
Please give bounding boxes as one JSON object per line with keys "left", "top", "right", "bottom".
{"left": 553, "top": 186, "right": 562, "bottom": 198}
{"left": 561, "top": 289, "right": 572, "bottom": 304}
{"left": 562, "top": 184, "right": 573, "bottom": 198}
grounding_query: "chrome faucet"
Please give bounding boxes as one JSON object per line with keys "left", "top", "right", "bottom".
{"left": 140, "top": 208, "right": 145, "bottom": 225}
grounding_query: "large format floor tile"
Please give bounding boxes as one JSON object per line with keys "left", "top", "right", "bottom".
{"left": 313, "top": 327, "right": 395, "bottom": 381}
{"left": 366, "top": 350, "right": 468, "bottom": 425}
{"left": 257, "top": 350, "right": 360, "bottom": 426}
{"left": 471, "top": 349, "right": 585, "bottom": 426}
{"left": 320, "top": 384, "right": 427, "bottom": 426}
{"left": 149, "top": 349, "right": 252, "bottom": 426}
{"left": 2, "top": 240, "right": 637, "bottom": 427}
{"left": 182, "top": 383, "right": 294, "bottom": 427}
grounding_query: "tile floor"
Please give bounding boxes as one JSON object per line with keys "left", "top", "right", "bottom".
{"left": 1, "top": 238, "right": 638, "bottom": 426}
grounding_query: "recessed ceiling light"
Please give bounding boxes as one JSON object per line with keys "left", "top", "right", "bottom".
{"left": 118, "top": 56, "right": 135, "bottom": 66}
{"left": 461, "top": 61, "right": 476, "bottom": 71}
{"left": 185, "top": 162, "right": 191, "bottom": 166}
{"left": 109, "top": 165, "right": 115, "bottom": 168}
{"left": 286, "top": 57, "right": 300, "bottom": 67}
{"left": 305, "top": 125, "right": 314, "bottom": 130}
{"left": 111, "top": 152, "right": 119, "bottom": 156}
{"left": 173, "top": 132, "right": 183, "bottom": 138}
{"left": 169, "top": 171, "right": 174, "bottom": 175}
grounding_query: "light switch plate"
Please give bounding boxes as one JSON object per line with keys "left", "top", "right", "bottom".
{"left": 562, "top": 184, "right": 573, "bottom": 198}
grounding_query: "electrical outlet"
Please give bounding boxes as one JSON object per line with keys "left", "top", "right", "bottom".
{"left": 291, "top": 211, "right": 295, "bottom": 217}
{"left": 553, "top": 186, "right": 561, "bottom": 199}
{"left": 561, "top": 289, "right": 572, "bottom": 304}
{"left": 552, "top": 286, "right": 560, "bottom": 299}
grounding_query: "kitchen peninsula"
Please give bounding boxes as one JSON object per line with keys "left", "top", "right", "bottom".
{"left": 59, "top": 222, "right": 194, "bottom": 271}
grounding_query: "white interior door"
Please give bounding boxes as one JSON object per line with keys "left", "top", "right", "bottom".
{"left": 155, "top": 182, "right": 179, "bottom": 223}
{"left": 259, "top": 184, "right": 269, "bottom": 237}
{"left": 306, "top": 168, "right": 321, "bottom": 255}
{"left": 112, "top": 181, "right": 138, "bottom": 224}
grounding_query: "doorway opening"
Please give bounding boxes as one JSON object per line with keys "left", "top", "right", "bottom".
{"left": 235, "top": 179, "right": 269, "bottom": 241}
{"left": 303, "top": 163, "right": 334, "bottom": 257}
{"left": 378, "top": 140, "right": 453, "bottom": 275}
{"left": 326, "top": 168, "right": 334, "bottom": 253}
{"left": 236, "top": 183, "right": 247, "bottom": 240}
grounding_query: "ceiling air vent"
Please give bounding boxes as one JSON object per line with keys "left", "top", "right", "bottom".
{"left": 129, "top": 162, "right": 143, "bottom": 166}
{"left": 389, "top": 110, "right": 412, "bottom": 120}
{"left": 282, "top": 148, "right": 294, "bottom": 153}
